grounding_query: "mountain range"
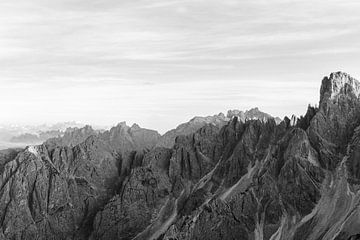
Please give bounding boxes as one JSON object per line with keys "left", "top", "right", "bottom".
{"left": 0, "top": 108, "right": 278, "bottom": 151}
{"left": 1, "top": 72, "right": 360, "bottom": 240}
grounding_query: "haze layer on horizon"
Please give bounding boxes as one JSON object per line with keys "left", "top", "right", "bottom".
{"left": 0, "top": 0, "right": 360, "bottom": 133}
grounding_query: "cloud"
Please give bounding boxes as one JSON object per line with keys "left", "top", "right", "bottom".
{"left": 0, "top": 0, "right": 359, "bottom": 132}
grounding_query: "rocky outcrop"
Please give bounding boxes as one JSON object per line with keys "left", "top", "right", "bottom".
{"left": 296, "top": 105, "right": 318, "bottom": 130}
{"left": 308, "top": 72, "right": 360, "bottom": 170}
{"left": 169, "top": 124, "right": 223, "bottom": 183}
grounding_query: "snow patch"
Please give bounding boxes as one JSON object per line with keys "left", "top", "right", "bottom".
{"left": 28, "top": 145, "right": 39, "bottom": 157}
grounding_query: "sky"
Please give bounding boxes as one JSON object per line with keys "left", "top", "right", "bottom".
{"left": 0, "top": 0, "right": 360, "bottom": 133}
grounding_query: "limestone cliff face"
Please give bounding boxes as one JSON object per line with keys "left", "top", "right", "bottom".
{"left": 308, "top": 72, "right": 360, "bottom": 170}
{"left": 320, "top": 72, "right": 360, "bottom": 108}
{"left": 2, "top": 72, "right": 360, "bottom": 240}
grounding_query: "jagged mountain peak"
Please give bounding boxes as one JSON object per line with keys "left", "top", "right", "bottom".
{"left": 45, "top": 124, "right": 98, "bottom": 147}
{"left": 131, "top": 123, "right": 141, "bottom": 130}
{"left": 226, "top": 109, "right": 244, "bottom": 118}
{"left": 320, "top": 71, "right": 360, "bottom": 107}
{"left": 111, "top": 122, "right": 152, "bottom": 132}
{"left": 245, "top": 106, "right": 259, "bottom": 112}
{"left": 228, "top": 107, "right": 281, "bottom": 123}
{"left": 189, "top": 113, "right": 227, "bottom": 123}
{"left": 157, "top": 108, "right": 280, "bottom": 148}
{"left": 115, "top": 121, "right": 128, "bottom": 128}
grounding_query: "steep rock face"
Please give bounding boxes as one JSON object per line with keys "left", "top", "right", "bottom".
{"left": 92, "top": 147, "right": 173, "bottom": 240}
{"left": 0, "top": 148, "right": 22, "bottom": 174}
{"left": 308, "top": 72, "right": 360, "bottom": 170}
{"left": 270, "top": 128, "right": 324, "bottom": 216}
{"left": 347, "top": 126, "right": 360, "bottom": 184}
{"left": 0, "top": 136, "right": 118, "bottom": 240}
{"left": 169, "top": 124, "right": 223, "bottom": 184}
{"left": 319, "top": 72, "right": 360, "bottom": 108}
{"left": 270, "top": 162, "right": 360, "bottom": 240}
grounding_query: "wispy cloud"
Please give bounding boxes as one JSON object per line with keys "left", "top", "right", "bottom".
{"left": 0, "top": 0, "right": 359, "bottom": 132}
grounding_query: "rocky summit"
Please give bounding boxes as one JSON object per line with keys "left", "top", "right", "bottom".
{"left": 1, "top": 72, "right": 360, "bottom": 240}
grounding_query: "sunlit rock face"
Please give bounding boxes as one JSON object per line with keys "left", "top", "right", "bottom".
{"left": 2, "top": 72, "right": 360, "bottom": 240}
{"left": 308, "top": 72, "right": 360, "bottom": 170}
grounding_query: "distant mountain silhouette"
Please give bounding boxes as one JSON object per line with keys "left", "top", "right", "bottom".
{"left": 157, "top": 108, "right": 280, "bottom": 148}
{"left": 0, "top": 122, "right": 106, "bottom": 150}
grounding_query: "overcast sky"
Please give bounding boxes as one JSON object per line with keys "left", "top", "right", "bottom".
{"left": 0, "top": 0, "right": 360, "bottom": 133}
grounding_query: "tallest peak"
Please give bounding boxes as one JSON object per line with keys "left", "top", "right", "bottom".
{"left": 325, "top": 71, "right": 358, "bottom": 86}
{"left": 319, "top": 72, "right": 360, "bottom": 108}
{"left": 329, "top": 71, "right": 352, "bottom": 78}
{"left": 325, "top": 71, "right": 358, "bottom": 84}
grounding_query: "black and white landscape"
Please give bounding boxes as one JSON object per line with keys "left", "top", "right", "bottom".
{"left": 1, "top": 0, "right": 360, "bottom": 240}
{"left": 2, "top": 72, "right": 360, "bottom": 240}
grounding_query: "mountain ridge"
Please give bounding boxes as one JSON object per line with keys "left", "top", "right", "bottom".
{"left": 1, "top": 72, "right": 360, "bottom": 240}
{"left": 0, "top": 108, "right": 280, "bottom": 151}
